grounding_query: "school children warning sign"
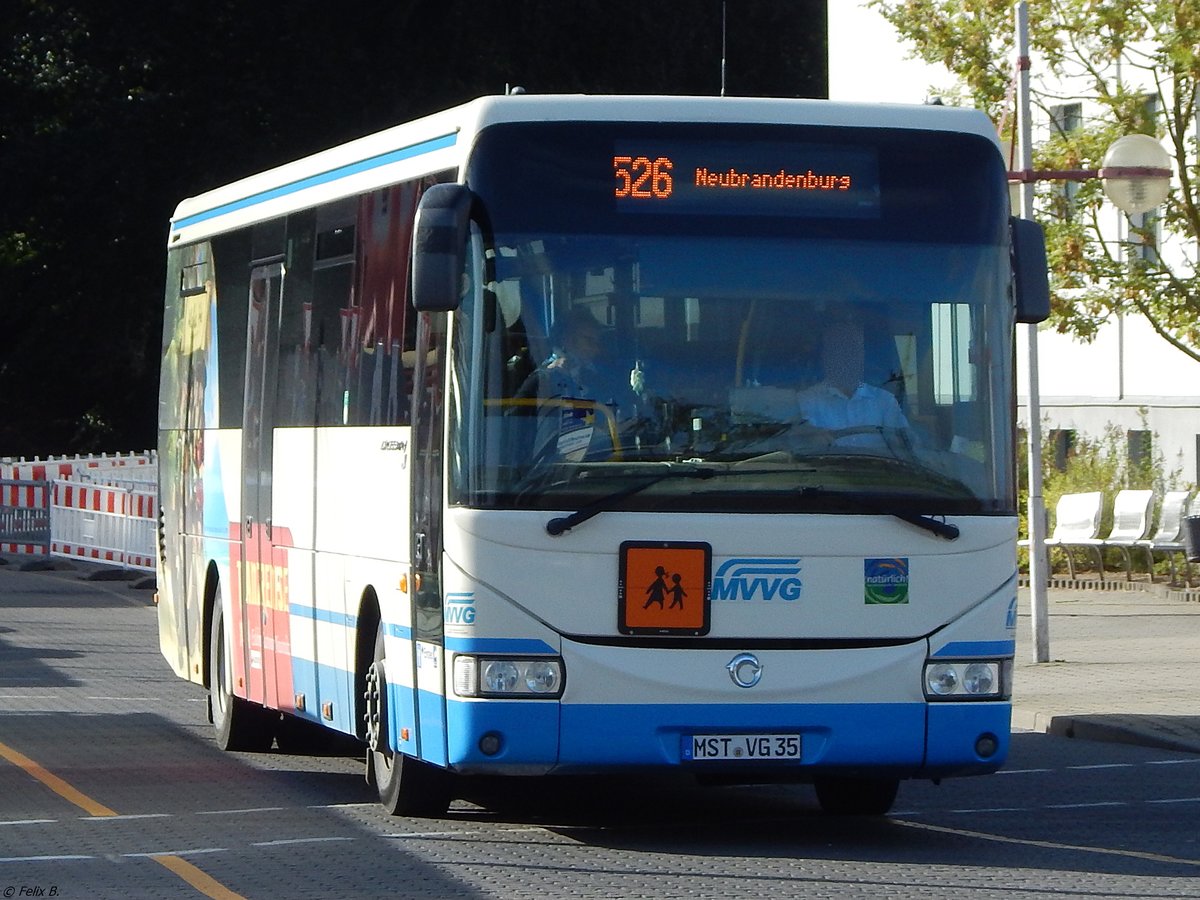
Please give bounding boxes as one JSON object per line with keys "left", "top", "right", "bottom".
{"left": 618, "top": 541, "right": 711, "bottom": 636}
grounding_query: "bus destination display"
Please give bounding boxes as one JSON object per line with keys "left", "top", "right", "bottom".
{"left": 612, "top": 141, "right": 880, "bottom": 219}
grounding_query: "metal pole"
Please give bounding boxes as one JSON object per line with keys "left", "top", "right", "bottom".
{"left": 720, "top": 1, "right": 727, "bottom": 97}
{"left": 1017, "top": 1, "right": 1050, "bottom": 662}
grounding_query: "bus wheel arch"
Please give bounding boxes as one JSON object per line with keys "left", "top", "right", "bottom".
{"left": 354, "top": 588, "right": 381, "bottom": 744}
{"left": 205, "top": 565, "right": 275, "bottom": 752}
{"left": 364, "top": 614, "right": 451, "bottom": 816}
{"left": 201, "top": 560, "right": 220, "bottom": 694}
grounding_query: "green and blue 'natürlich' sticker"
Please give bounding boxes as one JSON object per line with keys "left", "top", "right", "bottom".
{"left": 864, "top": 557, "right": 909, "bottom": 604}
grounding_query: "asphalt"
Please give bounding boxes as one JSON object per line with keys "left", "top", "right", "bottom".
{"left": 1013, "top": 580, "right": 1200, "bottom": 754}
{"left": 3, "top": 555, "right": 1199, "bottom": 756}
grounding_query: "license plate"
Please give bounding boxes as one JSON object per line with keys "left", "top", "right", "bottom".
{"left": 683, "top": 733, "right": 802, "bottom": 762}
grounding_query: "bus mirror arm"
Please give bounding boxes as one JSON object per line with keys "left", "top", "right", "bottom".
{"left": 412, "top": 184, "right": 477, "bottom": 312}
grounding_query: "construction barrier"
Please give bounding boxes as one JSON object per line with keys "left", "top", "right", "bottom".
{"left": 50, "top": 480, "right": 157, "bottom": 572}
{"left": 0, "top": 451, "right": 157, "bottom": 572}
{"left": 0, "top": 450, "right": 156, "bottom": 483}
{"left": 0, "top": 480, "right": 51, "bottom": 555}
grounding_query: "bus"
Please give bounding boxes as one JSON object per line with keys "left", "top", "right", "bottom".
{"left": 157, "top": 93, "right": 1050, "bottom": 817}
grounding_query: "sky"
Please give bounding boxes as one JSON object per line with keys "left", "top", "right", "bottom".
{"left": 827, "top": 2, "right": 953, "bottom": 104}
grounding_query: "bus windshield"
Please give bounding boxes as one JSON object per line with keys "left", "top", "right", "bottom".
{"left": 449, "top": 121, "right": 1015, "bottom": 516}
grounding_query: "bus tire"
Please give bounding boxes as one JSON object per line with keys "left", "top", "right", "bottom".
{"left": 367, "top": 624, "right": 451, "bottom": 817}
{"left": 813, "top": 776, "right": 899, "bottom": 816}
{"left": 209, "top": 598, "right": 275, "bottom": 752}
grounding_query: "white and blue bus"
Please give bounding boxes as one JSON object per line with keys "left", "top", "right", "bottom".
{"left": 157, "top": 94, "right": 1049, "bottom": 817}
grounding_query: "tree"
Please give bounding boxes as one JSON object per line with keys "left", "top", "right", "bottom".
{"left": 0, "top": 1, "right": 827, "bottom": 457}
{"left": 870, "top": 0, "right": 1200, "bottom": 362}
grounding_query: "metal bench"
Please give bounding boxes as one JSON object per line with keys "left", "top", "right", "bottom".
{"left": 1137, "top": 490, "right": 1194, "bottom": 586}
{"left": 1099, "top": 489, "right": 1155, "bottom": 582}
{"left": 1042, "top": 491, "right": 1104, "bottom": 581}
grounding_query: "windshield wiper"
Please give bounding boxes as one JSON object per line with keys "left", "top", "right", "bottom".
{"left": 894, "top": 512, "right": 960, "bottom": 540}
{"left": 544, "top": 462, "right": 815, "bottom": 535}
{"left": 545, "top": 463, "right": 717, "bottom": 535}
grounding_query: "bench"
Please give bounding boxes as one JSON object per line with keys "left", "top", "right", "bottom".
{"left": 1041, "top": 491, "right": 1104, "bottom": 581}
{"left": 1099, "top": 489, "right": 1155, "bottom": 582}
{"left": 1137, "top": 490, "right": 1194, "bottom": 586}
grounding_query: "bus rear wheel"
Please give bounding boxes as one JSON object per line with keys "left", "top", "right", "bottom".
{"left": 813, "top": 776, "right": 899, "bottom": 816}
{"left": 366, "top": 624, "right": 451, "bottom": 817}
{"left": 209, "top": 598, "right": 275, "bottom": 752}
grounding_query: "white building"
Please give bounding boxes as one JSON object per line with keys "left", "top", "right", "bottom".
{"left": 828, "top": 1, "right": 1200, "bottom": 487}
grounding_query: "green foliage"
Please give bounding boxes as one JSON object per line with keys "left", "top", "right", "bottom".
{"left": 871, "top": 0, "right": 1200, "bottom": 363}
{"left": 0, "top": 1, "right": 829, "bottom": 456}
{"left": 1017, "top": 415, "right": 1187, "bottom": 575}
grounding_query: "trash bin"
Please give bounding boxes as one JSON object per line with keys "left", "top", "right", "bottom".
{"left": 1184, "top": 515, "right": 1200, "bottom": 562}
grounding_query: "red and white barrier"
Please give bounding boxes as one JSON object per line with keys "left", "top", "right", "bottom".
{"left": 0, "top": 451, "right": 155, "bottom": 483}
{"left": 49, "top": 480, "right": 157, "bottom": 571}
{"left": 0, "top": 451, "right": 157, "bottom": 571}
{"left": 0, "top": 481, "right": 50, "bottom": 555}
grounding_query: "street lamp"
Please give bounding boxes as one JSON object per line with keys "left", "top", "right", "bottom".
{"left": 1007, "top": 132, "right": 1173, "bottom": 205}
{"left": 1100, "top": 134, "right": 1173, "bottom": 214}
{"left": 1009, "top": 1, "right": 1171, "bottom": 663}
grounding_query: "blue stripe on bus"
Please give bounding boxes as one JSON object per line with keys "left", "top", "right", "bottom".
{"left": 278, "top": 674, "right": 1009, "bottom": 779}
{"left": 286, "top": 604, "right": 418, "bottom": 648}
{"left": 442, "top": 700, "right": 1008, "bottom": 776}
{"left": 558, "top": 702, "right": 927, "bottom": 769}
{"left": 931, "top": 640, "right": 1015, "bottom": 658}
{"left": 444, "top": 637, "right": 557, "bottom": 655}
{"left": 288, "top": 657, "right": 357, "bottom": 735}
{"left": 925, "top": 701, "right": 1011, "bottom": 773}
{"left": 387, "top": 622, "right": 414, "bottom": 642}
{"left": 172, "top": 131, "right": 458, "bottom": 231}
{"left": 289, "top": 604, "right": 357, "bottom": 629}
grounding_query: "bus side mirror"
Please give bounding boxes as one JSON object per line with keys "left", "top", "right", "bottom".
{"left": 412, "top": 184, "right": 476, "bottom": 312}
{"left": 1011, "top": 217, "right": 1050, "bottom": 324}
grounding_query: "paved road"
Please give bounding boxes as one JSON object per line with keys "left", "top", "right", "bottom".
{"left": 1013, "top": 584, "right": 1200, "bottom": 753}
{"left": 2, "top": 561, "right": 1198, "bottom": 899}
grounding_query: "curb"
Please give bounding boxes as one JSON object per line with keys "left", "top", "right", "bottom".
{"left": 1018, "top": 576, "right": 1200, "bottom": 602}
{"left": 1013, "top": 707, "right": 1200, "bottom": 755}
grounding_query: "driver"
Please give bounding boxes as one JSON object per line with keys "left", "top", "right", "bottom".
{"left": 796, "top": 319, "right": 909, "bottom": 433}
{"left": 515, "top": 306, "right": 634, "bottom": 462}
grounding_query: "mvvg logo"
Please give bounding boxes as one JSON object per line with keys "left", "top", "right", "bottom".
{"left": 444, "top": 592, "right": 476, "bottom": 625}
{"left": 710, "top": 558, "right": 803, "bottom": 602}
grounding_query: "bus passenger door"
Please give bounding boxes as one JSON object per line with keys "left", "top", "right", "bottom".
{"left": 240, "top": 261, "right": 285, "bottom": 710}
{"left": 409, "top": 308, "right": 448, "bottom": 766}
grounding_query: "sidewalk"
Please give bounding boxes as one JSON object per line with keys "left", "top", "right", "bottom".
{"left": 1013, "top": 583, "right": 1200, "bottom": 754}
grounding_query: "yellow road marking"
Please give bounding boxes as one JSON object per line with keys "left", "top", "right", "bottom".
{"left": 0, "top": 739, "right": 117, "bottom": 817}
{"left": 152, "top": 854, "right": 248, "bottom": 900}
{"left": 0, "top": 739, "right": 248, "bottom": 898}
{"left": 896, "top": 818, "right": 1200, "bottom": 867}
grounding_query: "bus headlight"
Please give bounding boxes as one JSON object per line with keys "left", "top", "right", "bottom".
{"left": 923, "top": 660, "right": 1010, "bottom": 700}
{"left": 452, "top": 655, "right": 564, "bottom": 699}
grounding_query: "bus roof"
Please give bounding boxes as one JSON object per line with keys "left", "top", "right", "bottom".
{"left": 167, "top": 94, "right": 1000, "bottom": 246}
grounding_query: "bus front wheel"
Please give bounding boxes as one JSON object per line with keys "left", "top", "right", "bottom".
{"left": 209, "top": 599, "right": 276, "bottom": 752}
{"left": 813, "top": 776, "right": 899, "bottom": 816}
{"left": 366, "top": 624, "right": 451, "bottom": 817}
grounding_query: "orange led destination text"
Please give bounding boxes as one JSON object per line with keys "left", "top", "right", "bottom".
{"left": 614, "top": 155, "right": 674, "bottom": 198}
{"left": 694, "top": 166, "right": 853, "bottom": 191}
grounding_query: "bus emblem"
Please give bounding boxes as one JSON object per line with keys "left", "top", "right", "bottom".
{"left": 726, "top": 653, "right": 763, "bottom": 688}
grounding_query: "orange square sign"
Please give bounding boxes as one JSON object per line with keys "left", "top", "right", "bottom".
{"left": 619, "top": 541, "right": 711, "bottom": 636}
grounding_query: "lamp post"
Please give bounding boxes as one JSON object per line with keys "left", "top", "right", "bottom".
{"left": 1009, "top": 1, "right": 1171, "bottom": 663}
